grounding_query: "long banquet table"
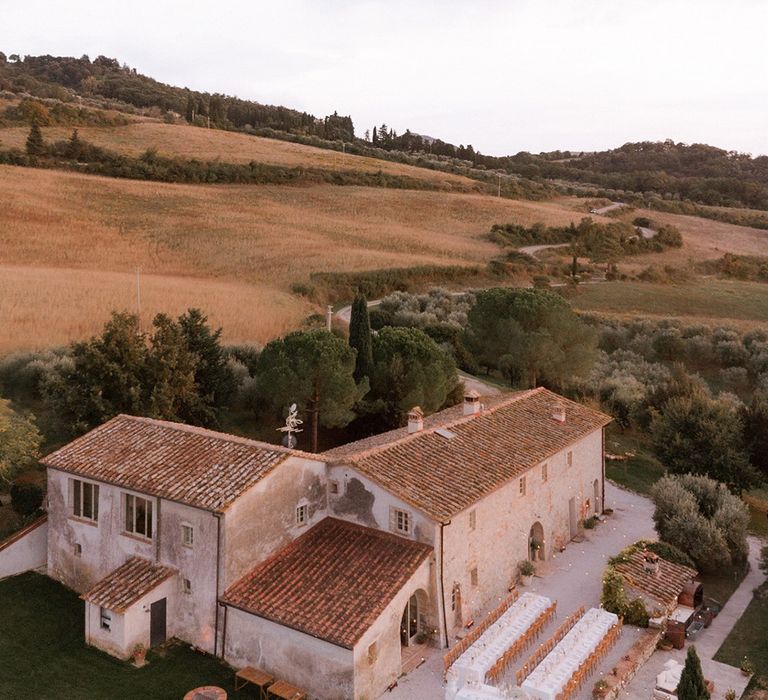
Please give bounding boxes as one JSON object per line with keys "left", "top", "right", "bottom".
{"left": 447, "top": 592, "right": 552, "bottom": 688}
{"left": 521, "top": 608, "right": 619, "bottom": 700}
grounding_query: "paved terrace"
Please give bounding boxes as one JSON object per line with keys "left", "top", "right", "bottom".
{"left": 387, "top": 483, "right": 763, "bottom": 700}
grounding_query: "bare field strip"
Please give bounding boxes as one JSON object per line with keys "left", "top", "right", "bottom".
{"left": 0, "top": 122, "right": 477, "bottom": 187}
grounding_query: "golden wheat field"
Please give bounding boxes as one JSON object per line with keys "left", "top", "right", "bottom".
{"left": 0, "top": 121, "right": 478, "bottom": 188}
{"left": 0, "top": 164, "right": 584, "bottom": 351}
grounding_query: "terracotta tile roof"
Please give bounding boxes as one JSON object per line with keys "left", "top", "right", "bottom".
{"left": 41, "top": 415, "right": 314, "bottom": 512}
{"left": 325, "top": 388, "right": 611, "bottom": 522}
{"left": 82, "top": 557, "right": 176, "bottom": 612}
{"left": 220, "top": 517, "right": 432, "bottom": 649}
{"left": 323, "top": 393, "right": 520, "bottom": 460}
{"left": 614, "top": 550, "right": 698, "bottom": 608}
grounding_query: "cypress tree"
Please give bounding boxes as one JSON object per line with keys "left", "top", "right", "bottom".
{"left": 677, "top": 646, "right": 710, "bottom": 700}
{"left": 25, "top": 121, "right": 46, "bottom": 156}
{"left": 349, "top": 293, "right": 373, "bottom": 382}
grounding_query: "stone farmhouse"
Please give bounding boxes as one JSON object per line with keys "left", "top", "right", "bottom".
{"left": 38, "top": 387, "right": 610, "bottom": 700}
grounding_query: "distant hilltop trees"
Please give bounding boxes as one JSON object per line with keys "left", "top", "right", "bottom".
{"left": 0, "top": 53, "right": 354, "bottom": 140}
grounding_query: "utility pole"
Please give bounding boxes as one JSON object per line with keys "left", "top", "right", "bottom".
{"left": 136, "top": 267, "right": 142, "bottom": 330}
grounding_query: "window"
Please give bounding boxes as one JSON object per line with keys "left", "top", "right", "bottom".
{"left": 391, "top": 508, "right": 411, "bottom": 535}
{"left": 567, "top": 451, "right": 573, "bottom": 468}
{"left": 541, "top": 463, "right": 548, "bottom": 483}
{"left": 72, "top": 479, "right": 99, "bottom": 522}
{"left": 100, "top": 607, "right": 112, "bottom": 631}
{"left": 451, "top": 584, "right": 460, "bottom": 611}
{"left": 181, "top": 524, "right": 194, "bottom": 548}
{"left": 328, "top": 480, "right": 339, "bottom": 496}
{"left": 182, "top": 578, "right": 192, "bottom": 595}
{"left": 469, "top": 509, "right": 476, "bottom": 531}
{"left": 124, "top": 493, "right": 153, "bottom": 539}
{"left": 296, "top": 504, "right": 308, "bottom": 526}
{"left": 519, "top": 476, "right": 526, "bottom": 496}
{"left": 470, "top": 567, "right": 479, "bottom": 587}
{"left": 74, "top": 543, "right": 82, "bottom": 557}
{"left": 367, "top": 640, "right": 378, "bottom": 665}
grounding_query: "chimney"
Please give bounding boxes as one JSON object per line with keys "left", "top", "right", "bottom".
{"left": 463, "top": 389, "right": 481, "bottom": 416}
{"left": 642, "top": 550, "right": 660, "bottom": 576}
{"left": 407, "top": 407, "right": 424, "bottom": 434}
{"left": 552, "top": 402, "right": 566, "bottom": 423}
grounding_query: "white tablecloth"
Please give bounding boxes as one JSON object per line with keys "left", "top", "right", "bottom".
{"left": 521, "top": 608, "right": 618, "bottom": 700}
{"left": 449, "top": 593, "right": 552, "bottom": 686}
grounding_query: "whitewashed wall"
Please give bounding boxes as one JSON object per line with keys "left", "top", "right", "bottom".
{"left": 0, "top": 516, "right": 48, "bottom": 580}
{"left": 224, "top": 608, "right": 354, "bottom": 700}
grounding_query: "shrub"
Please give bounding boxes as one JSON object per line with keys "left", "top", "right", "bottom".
{"left": 518, "top": 560, "right": 536, "bottom": 577}
{"left": 10, "top": 482, "right": 44, "bottom": 517}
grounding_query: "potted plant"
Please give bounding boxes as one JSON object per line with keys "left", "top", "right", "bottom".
{"left": 518, "top": 560, "right": 535, "bottom": 586}
{"left": 132, "top": 643, "right": 147, "bottom": 667}
{"left": 593, "top": 678, "right": 609, "bottom": 699}
{"left": 741, "top": 656, "right": 753, "bottom": 676}
{"left": 530, "top": 539, "right": 542, "bottom": 559}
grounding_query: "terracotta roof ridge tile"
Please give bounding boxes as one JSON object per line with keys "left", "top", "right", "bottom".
{"left": 328, "top": 389, "right": 541, "bottom": 463}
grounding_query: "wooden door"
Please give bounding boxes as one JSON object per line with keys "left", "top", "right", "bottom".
{"left": 150, "top": 598, "right": 167, "bottom": 648}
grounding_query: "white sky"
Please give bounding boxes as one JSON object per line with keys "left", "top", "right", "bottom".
{"left": 3, "top": 0, "right": 767, "bottom": 156}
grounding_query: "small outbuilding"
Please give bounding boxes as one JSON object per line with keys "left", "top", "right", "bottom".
{"left": 613, "top": 549, "right": 699, "bottom": 615}
{"left": 82, "top": 557, "right": 177, "bottom": 659}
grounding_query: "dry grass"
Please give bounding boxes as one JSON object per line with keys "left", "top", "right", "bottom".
{"left": 0, "top": 264, "right": 310, "bottom": 352}
{"left": 0, "top": 165, "right": 580, "bottom": 351}
{"left": 613, "top": 207, "right": 768, "bottom": 265}
{"left": 0, "top": 121, "right": 477, "bottom": 187}
{"left": 571, "top": 279, "right": 768, "bottom": 328}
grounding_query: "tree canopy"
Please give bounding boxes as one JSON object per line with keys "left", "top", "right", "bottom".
{"left": 44, "top": 309, "right": 235, "bottom": 436}
{"left": 677, "top": 645, "right": 710, "bottom": 700}
{"left": 368, "top": 327, "right": 461, "bottom": 427}
{"left": 463, "top": 288, "right": 597, "bottom": 388}
{"left": 348, "top": 294, "right": 373, "bottom": 382}
{"left": 0, "top": 399, "right": 42, "bottom": 485}
{"left": 651, "top": 390, "right": 759, "bottom": 493}
{"left": 255, "top": 330, "right": 367, "bottom": 452}
{"left": 650, "top": 474, "right": 749, "bottom": 572}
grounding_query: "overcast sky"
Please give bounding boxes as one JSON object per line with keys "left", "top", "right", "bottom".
{"left": 3, "top": 0, "right": 767, "bottom": 156}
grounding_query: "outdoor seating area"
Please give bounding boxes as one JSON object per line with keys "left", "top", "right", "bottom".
{"left": 234, "top": 667, "right": 306, "bottom": 700}
{"left": 520, "top": 608, "right": 622, "bottom": 700}
{"left": 445, "top": 592, "right": 555, "bottom": 699}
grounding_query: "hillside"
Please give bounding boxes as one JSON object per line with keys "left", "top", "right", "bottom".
{"left": 0, "top": 164, "right": 583, "bottom": 351}
{"left": 4, "top": 53, "right": 767, "bottom": 211}
{"left": 0, "top": 120, "right": 477, "bottom": 189}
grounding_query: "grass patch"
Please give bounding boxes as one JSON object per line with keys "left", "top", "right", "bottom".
{"left": 699, "top": 562, "right": 749, "bottom": 609}
{"left": 715, "top": 581, "right": 768, "bottom": 681}
{"left": 604, "top": 426, "right": 665, "bottom": 495}
{"left": 0, "top": 572, "right": 243, "bottom": 700}
{"left": 572, "top": 279, "right": 768, "bottom": 327}
{"left": 746, "top": 489, "right": 768, "bottom": 539}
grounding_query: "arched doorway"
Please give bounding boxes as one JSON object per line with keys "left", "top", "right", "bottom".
{"left": 593, "top": 479, "right": 600, "bottom": 515}
{"left": 400, "top": 591, "right": 425, "bottom": 647}
{"left": 529, "top": 521, "right": 545, "bottom": 561}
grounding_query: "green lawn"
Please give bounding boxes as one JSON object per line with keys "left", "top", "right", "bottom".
{"left": 604, "top": 426, "right": 666, "bottom": 496}
{"left": 572, "top": 279, "right": 768, "bottom": 326}
{"left": 0, "top": 573, "right": 246, "bottom": 700}
{"left": 715, "top": 582, "right": 768, "bottom": 682}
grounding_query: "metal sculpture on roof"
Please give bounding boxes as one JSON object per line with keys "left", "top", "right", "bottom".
{"left": 278, "top": 403, "right": 303, "bottom": 448}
